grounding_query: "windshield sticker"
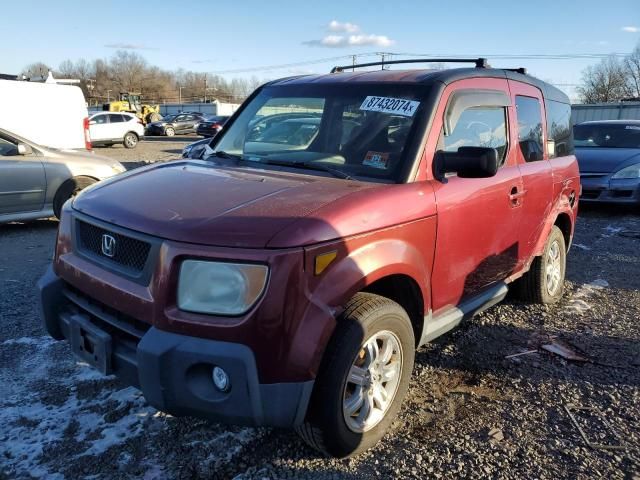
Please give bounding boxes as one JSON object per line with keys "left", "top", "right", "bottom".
{"left": 625, "top": 125, "right": 640, "bottom": 130}
{"left": 360, "top": 96, "right": 420, "bottom": 117}
{"left": 363, "top": 151, "right": 390, "bottom": 169}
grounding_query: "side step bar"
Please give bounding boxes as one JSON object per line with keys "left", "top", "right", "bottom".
{"left": 419, "top": 282, "right": 508, "bottom": 346}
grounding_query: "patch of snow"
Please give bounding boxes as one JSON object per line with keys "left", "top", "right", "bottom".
{"left": 563, "top": 279, "right": 609, "bottom": 314}
{"left": 572, "top": 243, "right": 591, "bottom": 251}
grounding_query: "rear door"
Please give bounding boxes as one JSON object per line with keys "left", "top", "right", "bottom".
{"left": 108, "top": 114, "right": 127, "bottom": 140}
{"left": 429, "top": 78, "right": 523, "bottom": 312}
{"left": 507, "top": 81, "right": 554, "bottom": 266}
{"left": 0, "top": 136, "right": 46, "bottom": 214}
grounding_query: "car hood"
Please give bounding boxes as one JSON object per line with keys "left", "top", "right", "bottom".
{"left": 575, "top": 147, "right": 640, "bottom": 173}
{"left": 71, "top": 160, "right": 378, "bottom": 248}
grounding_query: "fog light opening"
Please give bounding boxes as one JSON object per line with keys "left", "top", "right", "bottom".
{"left": 212, "top": 366, "right": 230, "bottom": 392}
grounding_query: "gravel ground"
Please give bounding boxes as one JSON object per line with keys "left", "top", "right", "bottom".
{"left": 1, "top": 140, "right": 639, "bottom": 479}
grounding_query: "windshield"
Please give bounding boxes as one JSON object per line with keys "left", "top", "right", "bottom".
{"left": 162, "top": 115, "right": 177, "bottom": 122}
{"left": 574, "top": 123, "right": 640, "bottom": 148}
{"left": 211, "top": 85, "right": 426, "bottom": 182}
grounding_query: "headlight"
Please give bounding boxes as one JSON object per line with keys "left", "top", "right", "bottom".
{"left": 177, "top": 260, "right": 268, "bottom": 315}
{"left": 611, "top": 163, "right": 640, "bottom": 179}
{"left": 182, "top": 144, "right": 193, "bottom": 158}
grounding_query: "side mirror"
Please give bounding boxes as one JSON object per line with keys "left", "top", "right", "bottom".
{"left": 17, "top": 143, "right": 33, "bottom": 156}
{"left": 436, "top": 147, "right": 499, "bottom": 179}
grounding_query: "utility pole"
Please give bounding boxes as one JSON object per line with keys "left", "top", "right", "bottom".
{"left": 178, "top": 85, "right": 183, "bottom": 104}
{"left": 106, "top": 89, "right": 112, "bottom": 102}
{"left": 204, "top": 76, "right": 207, "bottom": 103}
{"left": 352, "top": 55, "right": 356, "bottom": 72}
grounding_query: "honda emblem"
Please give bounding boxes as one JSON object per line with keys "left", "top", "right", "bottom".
{"left": 101, "top": 234, "right": 116, "bottom": 258}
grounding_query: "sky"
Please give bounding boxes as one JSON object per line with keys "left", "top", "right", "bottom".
{"left": 1, "top": 0, "right": 638, "bottom": 101}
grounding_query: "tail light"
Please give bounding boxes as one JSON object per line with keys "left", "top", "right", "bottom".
{"left": 83, "top": 117, "right": 92, "bottom": 151}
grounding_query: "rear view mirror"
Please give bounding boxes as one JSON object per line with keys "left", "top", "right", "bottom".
{"left": 436, "top": 147, "right": 499, "bottom": 179}
{"left": 17, "top": 143, "right": 33, "bottom": 156}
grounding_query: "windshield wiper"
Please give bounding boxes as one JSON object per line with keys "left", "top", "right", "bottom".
{"left": 258, "top": 158, "right": 353, "bottom": 180}
{"left": 210, "top": 150, "right": 244, "bottom": 161}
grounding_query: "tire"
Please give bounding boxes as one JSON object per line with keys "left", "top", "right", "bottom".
{"left": 165, "top": 127, "right": 175, "bottom": 137}
{"left": 123, "top": 132, "right": 138, "bottom": 149}
{"left": 517, "top": 225, "right": 566, "bottom": 304}
{"left": 53, "top": 176, "right": 96, "bottom": 219}
{"left": 297, "top": 292, "right": 415, "bottom": 457}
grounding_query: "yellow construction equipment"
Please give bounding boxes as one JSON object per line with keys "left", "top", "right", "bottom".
{"left": 103, "top": 92, "right": 161, "bottom": 124}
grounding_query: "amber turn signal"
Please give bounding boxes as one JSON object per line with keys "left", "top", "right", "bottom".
{"left": 314, "top": 251, "right": 337, "bottom": 276}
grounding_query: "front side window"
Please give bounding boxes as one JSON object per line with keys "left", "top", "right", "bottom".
{"left": 438, "top": 106, "right": 508, "bottom": 164}
{"left": 516, "top": 96, "right": 544, "bottom": 162}
{"left": 0, "top": 137, "right": 18, "bottom": 156}
{"left": 92, "top": 115, "right": 108, "bottom": 124}
{"left": 212, "top": 85, "right": 426, "bottom": 182}
{"left": 573, "top": 123, "right": 640, "bottom": 148}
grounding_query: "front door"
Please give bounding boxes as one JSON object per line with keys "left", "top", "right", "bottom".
{"left": 428, "top": 78, "right": 523, "bottom": 313}
{"left": 90, "top": 114, "right": 110, "bottom": 141}
{"left": 0, "top": 136, "right": 46, "bottom": 215}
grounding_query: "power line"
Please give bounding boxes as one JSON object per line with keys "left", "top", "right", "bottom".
{"left": 209, "top": 51, "right": 633, "bottom": 75}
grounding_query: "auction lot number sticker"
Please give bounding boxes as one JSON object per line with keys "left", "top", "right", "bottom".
{"left": 360, "top": 96, "right": 420, "bottom": 117}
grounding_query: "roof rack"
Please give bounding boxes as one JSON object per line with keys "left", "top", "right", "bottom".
{"left": 330, "top": 58, "right": 489, "bottom": 73}
{"left": 505, "top": 67, "right": 528, "bottom": 75}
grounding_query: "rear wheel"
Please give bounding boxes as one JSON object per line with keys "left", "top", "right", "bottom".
{"left": 123, "top": 132, "right": 138, "bottom": 149}
{"left": 165, "top": 127, "right": 175, "bottom": 137}
{"left": 53, "top": 177, "right": 96, "bottom": 219}
{"left": 296, "top": 292, "right": 415, "bottom": 457}
{"left": 517, "top": 225, "right": 566, "bottom": 304}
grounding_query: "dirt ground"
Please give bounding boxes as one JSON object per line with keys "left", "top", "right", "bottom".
{"left": 1, "top": 138, "right": 639, "bottom": 479}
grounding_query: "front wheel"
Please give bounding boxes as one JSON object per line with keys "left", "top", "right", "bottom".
{"left": 517, "top": 225, "right": 566, "bottom": 304}
{"left": 297, "top": 292, "right": 415, "bottom": 457}
{"left": 165, "top": 127, "right": 175, "bottom": 137}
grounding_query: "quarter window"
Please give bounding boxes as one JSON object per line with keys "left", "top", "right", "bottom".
{"left": 546, "top": 100, "right": 574, "bottom": 157}
{"left": 515, "top": 96, "right": 544, "bottom": 162}
{"left": 439, "top": 106, "right": 508, "bottom": 164}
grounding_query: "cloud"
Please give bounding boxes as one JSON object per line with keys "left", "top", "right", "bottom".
{"left": 304, "top": 20, "right": 394, "bottom": 48}
{"left": 304, "top": 34, "right": 394, "bottom": 48}
{"left": 622, "top": 26, "right": 639, "bottom": 33}
{"left": 104, "top": 43, "right": 152, "bottom": 50}
{"left": 328, "top": 20, "right": 359, "bottom": 33}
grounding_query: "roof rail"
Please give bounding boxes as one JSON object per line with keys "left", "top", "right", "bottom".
{"left": 330, "top": 58, "right": 489, "bottom": 73}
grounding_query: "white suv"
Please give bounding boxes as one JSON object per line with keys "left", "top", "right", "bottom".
{"left": 89, "top": 112, "right": 145, "bottom": 149}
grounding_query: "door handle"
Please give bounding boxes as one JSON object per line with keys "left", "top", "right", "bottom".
{"left": 509, "top": 187, "right": 527, "bottom": 206}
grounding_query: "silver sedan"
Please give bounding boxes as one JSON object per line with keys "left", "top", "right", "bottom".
{"left": 0, "top": 128, "right": 125, "bottom": 223}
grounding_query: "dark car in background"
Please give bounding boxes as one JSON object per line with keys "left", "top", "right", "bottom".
{"left": 574, "top": 120, "right": 640, "bottom": 205}
{"left": 196, "top": 115, "right": 229, "bottom": 138}
{"left": 145, "top": 112, "right": 205, "bottom": 137}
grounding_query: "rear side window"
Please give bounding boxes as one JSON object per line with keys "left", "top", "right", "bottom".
{"left": 109, "top": 114, "right": 125, "bottom": 123}
{"left": 439, "top": 106, "right": 508, "bottom": 164}
{"left": 515, "top": 96, "right": 544, "bottom": 162}
{"left": 546, "top": 100, "right": 574, "bottom": 157}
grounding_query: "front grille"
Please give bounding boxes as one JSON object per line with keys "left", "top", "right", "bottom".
{"left": 63, "top": 283, "right": 151, "bottom": 341}
{"left": 77, "top": 220, "right": 150, "bottom": 272}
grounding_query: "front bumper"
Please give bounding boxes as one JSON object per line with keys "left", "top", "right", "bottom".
{"left": 37, "top": 265, "right": 313, "bottom": 428}
{"left": 580, "top": 175, "right": 640, "bottom": 204}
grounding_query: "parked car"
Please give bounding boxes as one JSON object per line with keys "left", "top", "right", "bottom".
{"left": 89, "top": 112, "right": 145, "bottom": 149}
{"left": 39, "top": 59, "right": 579, "bottom": 458}
{"left": 0, "top": 78, "right": 91, "bottom": 150}
{"left": 574, "top": 120, "right": 640, "bottom": 205}
{"left": 0, "top": 127, "right": 125, "bottom": 223}
{"left": 196, "top": 115, "right": 230, "bottom": 137}
{"left": 145, "top": 113, "right": 205, "bottom": 136}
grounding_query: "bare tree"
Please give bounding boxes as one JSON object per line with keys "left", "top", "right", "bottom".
{"left": 21, "top": 62, "right": 51, "bottom": 80}
{"left": 624, "top": 43, "right": 640, "bottom": 99}
{"left": 577, "top": 55, "right": 630, "bottom": 103}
